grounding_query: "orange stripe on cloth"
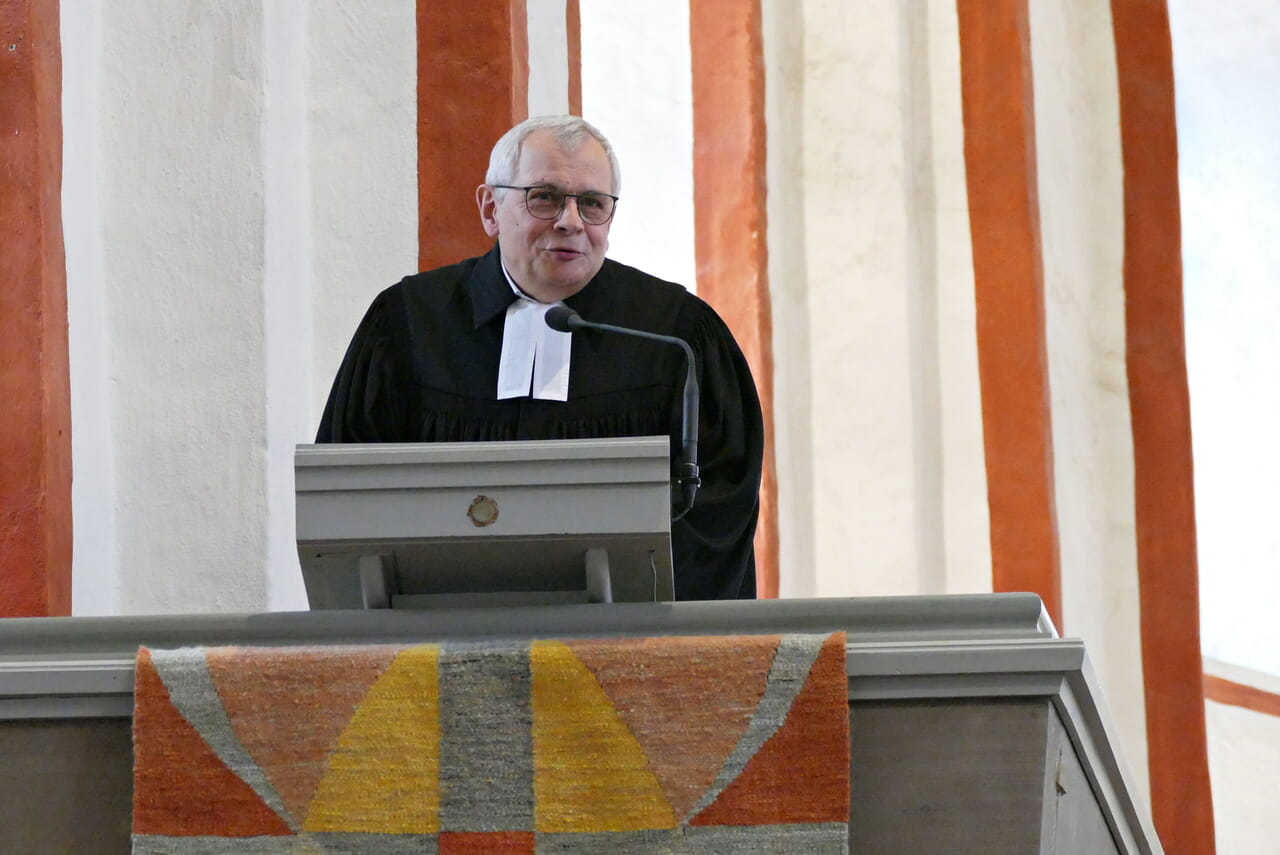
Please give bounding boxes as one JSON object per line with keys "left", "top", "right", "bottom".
{"left": 417, "top": 0, "right": 529, "bottom": 272}
{"left": 690, "top": 0, "right": 779, "bottom": 598}
{"left": 439, "top": 831, "right": 535, "bottom": 854}
{"left": 0, "top": 0, "right": 71, "bottom": 617}
{"left": 955, "top": 0, "right": 1062, "bottom": 627}
{"left": 1111, "top": 4, "right": 1216, "bottom": 851}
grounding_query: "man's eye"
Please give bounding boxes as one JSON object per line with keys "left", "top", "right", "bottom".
{"left": 579, "top": 194, "right": 605, "bottom": 210}
{"left": 529, "top": 190, "right": 559, "bottom": 204}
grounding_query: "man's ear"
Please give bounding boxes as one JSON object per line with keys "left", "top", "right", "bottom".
{"left": 476, "top": 185, "right": 500, "bottom": 238}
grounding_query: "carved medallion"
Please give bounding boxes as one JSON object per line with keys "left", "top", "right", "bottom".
{"left": 466, "top": 495, "right": 499, "bottom": 527}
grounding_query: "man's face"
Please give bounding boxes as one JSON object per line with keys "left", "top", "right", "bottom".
{"left": 477, "top": 130, "right": 614, "bottom": 303}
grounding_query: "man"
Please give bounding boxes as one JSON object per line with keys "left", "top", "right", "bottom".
{"left": 317, "top": 115, "right": 762, "bottom": 600}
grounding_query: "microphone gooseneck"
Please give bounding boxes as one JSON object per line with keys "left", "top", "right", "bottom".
{"left": 545, "top": 305, "right": 701, "bottom": 518}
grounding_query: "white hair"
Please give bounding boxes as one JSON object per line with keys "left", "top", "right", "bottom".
{"left": 485, "top": 114, "right": 621, "bottom": 195}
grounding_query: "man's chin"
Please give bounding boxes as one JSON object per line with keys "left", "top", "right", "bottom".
{"left": 528, "top": 264, "right": 601, "bottom": 302}
{"left": 526, "top": 278, "right": 591, "bottom": 303}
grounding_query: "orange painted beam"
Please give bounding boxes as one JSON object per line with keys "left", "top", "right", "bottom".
{"left": 417, "top": 0, "right": 529, "bottom": 271}
{"left": 955, "top": 0, "right": 1062, "bottom": 628}
{"left": 689, "top": 0, "right": 777, "bottom": 598}
{"left": 1111, "top": 2, "right": 1215, "bottom": 852}
{"left": 566, "top": 0, "right": 581, "bottom": 117}
{"left": 0, "top": 0, "right": 72, "bottom": 617}
{"left": 1203, "top": 673, "right": 1280, "bottom": 719}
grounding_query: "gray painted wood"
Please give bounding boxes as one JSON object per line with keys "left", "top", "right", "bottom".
{"left": 1044, "top": 702, "right": 1123, "bottom": 855}
{"left": 850, "top": 697, "right": 1049, "bottom": 853}
{"left": 0, "top": 718, "right": 132, "bottom": 855}
{"left": 846, "top": 697, "right": 1127, "bottom": 854}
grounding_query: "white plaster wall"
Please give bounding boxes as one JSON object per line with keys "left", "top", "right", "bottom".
{"left": 66, "top": 1, "right": 417, "bottom": 615}
{"left": 926, "top": 0, "right": 990, "bottom": 597}
{"left": 527, "top": 0, "right": 570, "bottom": 116}
{"left": 91, "top": 1, "right": 270, "bottom": 613}
{"left": 262, "top": 0, "right": 314, "bottom": 611}
{"left": 762, "top": 0, "right": 816, "bottom": 597}
{"left": 799, "top": 0, "right": 916, "bottom": 595}
{"left": 1029, "top": 0, "right": 1150, "bottom": 802}
{"left": 1202, "top": 659, "right": 1280, "bottom": 855}
{"left": 579, "top": 0, "right": 694, "bottom": 288}
{"left": 897, "top": 0, "right": 947, "bottom": 597}
{"left": 796, "top": 0, "right": 961, "bottom": 597}
{"left": 63, "top": 1, "right": 120, "bottom": 616}
{"left": 1204, "top": 697, "right": 1280, "bottom": 855}
{"left": 307, "top": 1, "right": 418, "bottom": 423}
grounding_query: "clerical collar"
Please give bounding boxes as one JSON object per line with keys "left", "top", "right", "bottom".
{"left": 495, "top": 262, "right": 572, "bottom": 401}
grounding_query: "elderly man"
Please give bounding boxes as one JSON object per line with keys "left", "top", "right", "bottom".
{"left": 317, "top": 115, "right": 762, "bottom": 600}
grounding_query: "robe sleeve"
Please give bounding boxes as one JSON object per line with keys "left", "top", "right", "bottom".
{"left": 315, "top": 289, "right": 412, "bottom": 443}
{"left": 669, "top": 306, "right": 764, "bottom": 601}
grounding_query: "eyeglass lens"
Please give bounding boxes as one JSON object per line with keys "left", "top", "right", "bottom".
{"left": 525, "top": 188, "right": 615, "bottom": 224}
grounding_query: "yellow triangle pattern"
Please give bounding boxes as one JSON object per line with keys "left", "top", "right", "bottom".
{"left": 303, "top": 645, "right": 440, "bottom": 834}
{"left": 531, "top": 640, "right": 677, "bottom": 833}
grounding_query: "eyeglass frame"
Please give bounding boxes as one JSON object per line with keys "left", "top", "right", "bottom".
{"left": 490, "top": 184, "right": 620, "bottom": 225}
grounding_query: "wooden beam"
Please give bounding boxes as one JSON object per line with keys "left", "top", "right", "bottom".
{"left": 690, "top": 0, "right": 778, "bottom": 597}
{"left": 1111, "top": 1, "right": 1216, "bottom": 851}
{"left": 0, "top": 0, "right": 71, "bottom": 617}
{"left": 956, "top": 0, "right": 1062, "bottom": 627}
{"left": 417, "top": 0, "right": 529, "bottom": 271}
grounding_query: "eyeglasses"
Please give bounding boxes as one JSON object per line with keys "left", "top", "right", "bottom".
{"left": 492, "top": 185, "right": 619, "bottom": 225}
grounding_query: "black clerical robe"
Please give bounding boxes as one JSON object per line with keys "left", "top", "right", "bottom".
{"left": 316, "top": 245, "right": 763, "bottom": 600}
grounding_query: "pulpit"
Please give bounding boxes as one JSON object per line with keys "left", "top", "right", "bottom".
{"left": 0, "top": 594, "right": 1163, "bottom": 853}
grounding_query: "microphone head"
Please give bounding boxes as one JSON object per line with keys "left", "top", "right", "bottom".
{"left": 544, "top": 304, "right": 582, "bottom": 332}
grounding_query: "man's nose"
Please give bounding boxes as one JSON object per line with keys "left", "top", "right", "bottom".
{"left": 554, "top": 197, "right": 585, "bottom": 230}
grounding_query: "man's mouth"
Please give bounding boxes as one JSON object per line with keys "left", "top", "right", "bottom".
{"left": 544, "top": 247, "right": 583, "bottom": 261}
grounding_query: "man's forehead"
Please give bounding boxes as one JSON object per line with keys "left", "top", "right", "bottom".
{"left": 515, "top": 134, "right": 610, "bottom": 179}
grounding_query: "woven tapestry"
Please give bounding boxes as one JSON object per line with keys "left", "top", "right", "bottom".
{"left": 132, "top": 633, "right": 849, "bottom": 854}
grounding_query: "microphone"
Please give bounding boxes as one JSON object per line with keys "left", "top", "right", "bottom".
{"left": 545, "top": 305, "right": 701, "bottom": 517}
